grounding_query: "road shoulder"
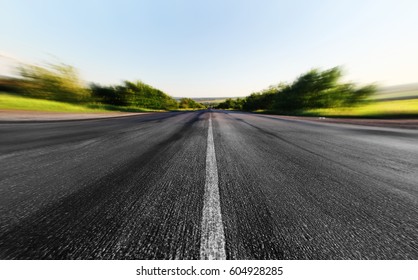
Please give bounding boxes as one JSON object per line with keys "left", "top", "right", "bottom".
{"left": 0, "top": 110, "right": 153, "bottom": 122}
{"left": 256, "top": 114, "right": 418, "bottom": 129}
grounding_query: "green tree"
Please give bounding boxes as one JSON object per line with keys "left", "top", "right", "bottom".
{"left": 216, "top": 98, "right": 244, "bottom": 110}
{"left": 237, "top": 67, "right": 376, "bottom": 112}
{"left": 91, "top": 80, "right": 179, "bottom": 110}
{"left": 179, "top": 98, "right": 205, "bottom": 109}
{"left": 91, "top": 84, "right": 130, "bottom": 106}
{"left": 273, "top": 67, "right": 376, "bottom": 111}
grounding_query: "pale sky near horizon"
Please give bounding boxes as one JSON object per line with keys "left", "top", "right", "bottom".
{"left": 1, "top": 0, "right": 418, "bottom": 97}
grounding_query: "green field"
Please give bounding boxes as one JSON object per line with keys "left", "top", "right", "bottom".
{"left": 0, "top": 93, "right": 159, "bottom": 113}
{"left": 303, "top": 99, "right": 418, "bottom": 118}
{"left": 197, "top": 98, "right": 228, "bottom": 104}
{"left": 255, "top": 99, "right": 418, "bottom": 118}
{"left": 3, "top": 92, "right": 418, "bottom": 118}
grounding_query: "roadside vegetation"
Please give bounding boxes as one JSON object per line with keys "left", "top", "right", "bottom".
{"left": 0, "top": 93, "right": 105, "bottom": 112}
{"left": 191, "top": 97, "right": 233, "bottom": 108}
{"left": 216, "top": 67, "right": 418, "bottom": 118}
{"left": 2, "top": 62, "right": 416, "bottom": 117}
{"left": 0, "top": 93, "right": 158, "bottom": 112}
{"left": 0, "top": 62, "right": 205, "bottom": 112}
{"left": 301, "top": 99, "right": 418, "bottom": 118}
{"left": 90, "top": 81, "right": 178, "bottom": 110}
{"left": 217, "top": 67, "right": 375, "bottom": 113}
{"left": 178, "top": 98, "right": 206, "bottom": 109}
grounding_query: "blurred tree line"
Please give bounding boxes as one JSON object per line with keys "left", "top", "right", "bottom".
{"left": 216, "top": 97, "right": 245, "bottom": 110}
{"left": 90, "top": 81, "right": 178, "bottom": 110}
{"left": 0, "top": 62, "right": 205, "bottom": 110}
{"left": 0, "top": 63, "right": 88, "bottom": 103}
{"left": 217, "top": 67, "right": 376, "bottom": 112}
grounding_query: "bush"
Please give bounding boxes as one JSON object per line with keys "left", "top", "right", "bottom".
{"left": 3, "top": 60, "right": 181, "bottom": 111}
{"left": 219, "top": 67, "right": 376, "bottom": 112}
{"left": 179, "top": 98, "right": 205, "bottom": 109}
{"left": 272, "top": 67, "right": 376, "bottom": 111}
{"left": 91, "top": 84, "right": 130, "bottom": 106}
{"left": 91, "top": 80, "right": 178, "bottom": 110}
{"left": 18, "top": 63, "right": 90, "bottom": 103}
{"left": 217, "top": 98, "right": 244, "bottom": 110}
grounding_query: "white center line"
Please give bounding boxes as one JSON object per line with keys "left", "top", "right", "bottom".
{"left": 200, "top": 113, "right": 226, "bottom": 260}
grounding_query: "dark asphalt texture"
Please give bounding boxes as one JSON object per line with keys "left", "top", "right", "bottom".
{"left": 0, "top": 110, "right": 417, "bottom": 259}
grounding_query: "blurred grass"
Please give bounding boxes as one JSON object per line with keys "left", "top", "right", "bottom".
{"left": 255, "top": 99, "right": 418, "bottom": 118}
{"left": 85, "top": 103, "right": 162, "bottom": 112}
{"left": 0, "top": 93, "right": 159, "bottom": 113}
{"left": 3, "top": 92, "right": 418, "bottom": 117}
{"left": 303, "top": 99, "right": 418, "bottom": 118}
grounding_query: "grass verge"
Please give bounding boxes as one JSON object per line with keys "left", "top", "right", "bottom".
{"left": 0, "top": 93, "right": 159, "bottom": 113}
{"left": 255, "top": 99, "right": 418, "bottom": 118}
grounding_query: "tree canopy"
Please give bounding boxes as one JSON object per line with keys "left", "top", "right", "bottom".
{"left": 178, "top": 98, "right": 205, "bottom": 109}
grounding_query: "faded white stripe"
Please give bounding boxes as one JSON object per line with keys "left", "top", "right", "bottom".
{"left": 200, "top": 114, "right": 226, "bottom": 260}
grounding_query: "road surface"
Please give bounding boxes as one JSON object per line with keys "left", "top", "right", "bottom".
{"left": 0, "top": 110, "right": 417, "bottom": 259}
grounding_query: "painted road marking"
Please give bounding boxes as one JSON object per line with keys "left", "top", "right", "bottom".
{"left": 200, "top": 113, "right": 226, "bottom": 260}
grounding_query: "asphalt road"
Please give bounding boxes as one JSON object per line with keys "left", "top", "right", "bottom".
{"left": 0, "top": 110, "right": 417, "bottom": 259}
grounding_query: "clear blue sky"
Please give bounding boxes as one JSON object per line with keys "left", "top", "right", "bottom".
{"left": 1, "top": 0, "right": 418, "bottom": 97}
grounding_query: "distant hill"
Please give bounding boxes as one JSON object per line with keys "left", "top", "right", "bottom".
{"left": 174, "top": 97, "right": 243, "bottom": 105}
{"left": 173, "top": 97, "right": 244, "bottom": 105}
